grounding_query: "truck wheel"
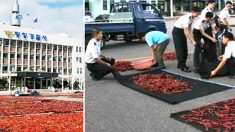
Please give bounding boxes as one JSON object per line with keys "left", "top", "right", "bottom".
{"left": 124, "top": 37, "right": 132, "bottom": 43}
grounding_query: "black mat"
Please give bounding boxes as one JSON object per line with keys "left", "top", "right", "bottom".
{"left": 171, "top": 98, "right": 235, "bottom": 131}
{"left": 114, "top": 70, "right": 233, "bottom": 104}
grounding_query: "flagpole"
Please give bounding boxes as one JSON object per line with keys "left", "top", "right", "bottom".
{"left": 27, "top": 13, "right": 31, "bottom": 28}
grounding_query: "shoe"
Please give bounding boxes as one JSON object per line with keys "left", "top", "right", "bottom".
{"left": 151, "top": 63, "right": 159, "bottom": 67}
{"left": 181, "top": 67, "right": 191, "bottom": 73}
{"left": 228, "top": 75, "right": 235, "bottom": 79}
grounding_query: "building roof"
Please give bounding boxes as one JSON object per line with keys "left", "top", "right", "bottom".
{"left": 0, "top": 24, "right": 79, "bottom": 46}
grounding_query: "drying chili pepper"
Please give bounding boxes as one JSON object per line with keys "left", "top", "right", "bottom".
{"left": 0, "top": 113, "right": 83, "bottom": 132}
{"left": 163, "top": 52, "right": 177, "bottom": 61}
{"left": 113, "top": 61, "right": 134, "bottom": 72}
{"left": 178, "top": 98, "right": 235, "bottom": 132}
{"left": 132, "top": 73, "right": 192, "bottom": 94}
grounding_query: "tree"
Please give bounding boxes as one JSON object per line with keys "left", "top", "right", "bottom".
{"left": 63, "top": 80, "right": 69, "bottom": 87}
{"left": 53, "top": 79, "right": 62, "bottom": 88}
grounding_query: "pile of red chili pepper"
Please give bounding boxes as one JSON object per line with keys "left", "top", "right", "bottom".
{"left": 132, "top": 73, "right": 192, "bottom": 94}
{"left": 113, "top": 61, "right": 134, "bottom": 72}
{"left": 0, "top": 113, "right": 83, "bottom": 132}
{"left": 163, "top": 52, "right": 177, "bottom": 61}
{"left": 0, "top": 96, "right": 83, "bottom": 132}
{"left": 178, "top": 98, "right": 235, "bottom": 132}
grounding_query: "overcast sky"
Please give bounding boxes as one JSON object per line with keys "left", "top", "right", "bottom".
{"left": 0, "top": 0, "right": 83, "bottom": 41}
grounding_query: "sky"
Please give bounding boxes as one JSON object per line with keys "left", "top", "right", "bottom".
{"left": 0, "top": 0, "right": 84, "bottom": 41}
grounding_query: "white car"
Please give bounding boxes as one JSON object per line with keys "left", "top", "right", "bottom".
{"left": 85, "top": 11, "right": 94, "bottom": 22}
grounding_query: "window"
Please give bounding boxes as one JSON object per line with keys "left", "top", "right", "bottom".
{"left": 42, "top": 44, "right": 46, "bottom": 49}
{"left": 42, "top": 56, "right": 46, "bottom": 60}
{"left": 24, "top": 55, "right": 28, "bottom": 60}
{"left": 36, "top": 43, "right": 41, "bottom": 49}
{"left": 53, "top": 68, "right": 57, "bottom": 73}
{"left": 47, "top": 68, "right": 51, "bottom": 72}
{"left": 3, "top": 53, "right": 8, "bottom": 58}
{"left": 24, "top": 41, "right": 28, "bottom": 48}
{"left": 103, "top": 0, "right": 107, "bottom": 10}
{"left": 77, "top": 68, "right": 79, "bottom": 74}
{"left": 3, "top": 39, "right": 9, "bottom": 46}
{"left": 63, "top": 57, "right": 67, "bottom": 62}
{"left": 140, "top": 3, "right": 160, "bottom": 16}
{"left": 63, "top": 46, "right": 67, "bottom": 51}
{"left": 58, "top": 45, "right": 62, "bottom": 51}
{"left": 53, "top": 57, "right": 57, "bottom": 61}
{"left": 10, "top": 54, "right": 15, "bottom": 58}
{"left": 47, "top": 44, "right": 52, "bottom": 50}
{"left": 79, "top": 47, "right": 82, "bottom": 52}
{"left": 68, "top": 46, "right": 72, "bottom": 51}
{"left": 42, "top": 67, "right": 46, "bottom": 71}
{"left": 76, "top": 46, "right": 78, "bottom": 52}
{"left": 30, "top": 42, "right": 35, "bottom": 48}
{"left": 59, "top": 68, "right": 62, "bottom": 74}
{"left": 17, "top": 54, "right": 21, "bottom": 59}
{"left": 17, "top": 66, "right": 21, "bottom": 71}
{"left": 10, "top": 65, "right": 15, "bottom": 72}
{"left": 30, "top": 55, "right": 34, "bottom": 60}
{"left": 58, "top": 56, "right": 62, "bottom": 61}
{"left": 53, "top": 45, "right": 57, "bottom": 50}
{"left": 76, "top": 57, "right": 79, "bottom": 61}
{"left": 79, "top": 57, "right": 82, "bottom": 63}
{"left": 47, "top": 55, "right": 52, "bottom": 61}
{"left": 3, "top": 66, "right": 8, "bottom": 73}
{"left": 11, "top": 40, "right": 16, "bottom": 47}
{"left": 0, "top": 38, "right": 2, "bottom": 46}
{"left": 64, "top": 68, "right": 67, "bottom": 74}
{"left": 80, "top": 68, "right": 82, "bottom": 74}
{"left": 36, "top": 55, "right": 40, "bottom": 60}
{"left": 68, "top": 57, "right": 72, "bottom": 62}
{"left": 69, "top": 68, "right": 72, "bottom": 75}
{"left": 36, "top": 66, "right": 40, "bottom": 71}
{"left": 18, "top": 41, "right": 22, "bottom": 47}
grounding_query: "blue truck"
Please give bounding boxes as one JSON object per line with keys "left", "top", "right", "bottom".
{"left": 85, "top": 2, "right": 167, "bottom": 48}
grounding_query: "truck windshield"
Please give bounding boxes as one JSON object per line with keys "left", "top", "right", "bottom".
{"left": 139, "top": 3, "right": 160, "bottom": 16}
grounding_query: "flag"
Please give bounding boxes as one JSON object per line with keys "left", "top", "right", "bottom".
{"left": 33, "top": 18, "right": 38, "bottom": 23}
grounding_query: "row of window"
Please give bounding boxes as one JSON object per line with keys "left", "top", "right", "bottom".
{"left": 0, "top": 38, "right": 80, "bottom": 52}
{"left": 0, "top": 65, "right": 82, "bottom": 75}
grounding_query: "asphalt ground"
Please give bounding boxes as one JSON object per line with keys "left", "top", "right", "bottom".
{"left": 85, "top": 19, "right": 235, "bottom": 132}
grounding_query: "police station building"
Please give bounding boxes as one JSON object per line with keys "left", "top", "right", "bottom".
{"left": 0, "top": 24, "right": 85, "bottom": 93}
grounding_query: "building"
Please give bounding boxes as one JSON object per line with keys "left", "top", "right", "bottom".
{"left": 0, "top": 0, "right": 85, "bottom": 93}
{"left": 85, "top": 0, "right": 229, "bottom": 18}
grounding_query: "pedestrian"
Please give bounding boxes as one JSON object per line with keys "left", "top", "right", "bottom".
{"left": 172, "top": 6, "right": 201, "bottom": 72}
{"left": 193, "top": 12, "right": 217, "bottom": 72}
{"left": 142, "top": 31, "right": 169, "bottom": 69}
{"left": 210, "top": 31, "right": 235, "bottom": 78}
{"left": 85, "top": 28, "right": 116, "bottom": 81}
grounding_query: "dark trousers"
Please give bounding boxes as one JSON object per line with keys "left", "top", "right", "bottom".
{"left": 172, "top": 27, "right": 188, "bottom": 68}
{"left": 199, "top": 58, "right": 235, "bottom": 77}
{"left": 86, "top": 58, "right": 115, "bottom": 79}
{"left": 193, "top": 28, "right": 217, "bottom": 71}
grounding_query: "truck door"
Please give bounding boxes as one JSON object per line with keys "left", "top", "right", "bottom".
{"left": 134, "top": 3, "right": 166, "bottom": 35}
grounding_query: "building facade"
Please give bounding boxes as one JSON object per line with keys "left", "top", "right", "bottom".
{"left": 0, "top": 24, "right": 85, "bottom": 93}
{"left": 85, "top": 0, "right": 229, "bottom": 18}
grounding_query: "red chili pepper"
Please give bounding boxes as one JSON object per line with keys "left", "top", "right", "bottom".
{"left": 113, "top": 61, "right": 134, "bottom": 72}
{"left": 132, "top": 73, "right": 192, "bottom": 94}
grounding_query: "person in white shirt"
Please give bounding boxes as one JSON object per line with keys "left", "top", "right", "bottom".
{"left": 199, "top": 0, "right": 216, "bottom": 20}
{"left": 85, "top": 28, "right": 116, "bottom": 81}
{"left": 199, "top": 32, "right": 235, "bottom": 79}
{"left": 172, "top": 6, "right": 201, "bottom": 72}
{"left": 211, "top": 31, "right": 235, "bottom": 78}
{"left": 219, "top": 1, "right": 232, "bottom": 32}
{"left": 193, "top": 12, "right": 217, "bottom": 72}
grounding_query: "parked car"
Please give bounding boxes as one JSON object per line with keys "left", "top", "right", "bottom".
{"left": 85, "top": 11, "right": 94, "bottom": 22}
{"left": 95, "top": 14, "right": 110, "bottom": 22}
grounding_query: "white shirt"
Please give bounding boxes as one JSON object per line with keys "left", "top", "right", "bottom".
{"left": 224, "top": 41, "right": 235, "bottom": 59}
{"left": 199, "top": 6, "right": 213, "bottom": 20}
{"left": 194, "top": 19, "right": 212, "bottom": 30}
{"left": 174, "top": 13, "right": 194, "bottom": 29}
{"left": 85, "top": 38, "right": 102, "bottom": 63}
{"left": 219, "top": 8, "right": 230, "bottom": 24}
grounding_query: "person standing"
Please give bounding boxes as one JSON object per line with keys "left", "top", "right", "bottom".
{"left": 143, "top": 31, "right": 169, "bottom": 69}
{"left": 172, "top": 6, "right": 201, "bottom": 72}
{"left": 85, "top": 28, "right": 116, "bottom": 81}
{"left": 199, "top": 0, "right": 216, "bottom": 20}
{"left": 219, "top": 1, "right": 233, "bottom": 32}
{"left": 193, "top": 12, "right": 217, "bottom": 72}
